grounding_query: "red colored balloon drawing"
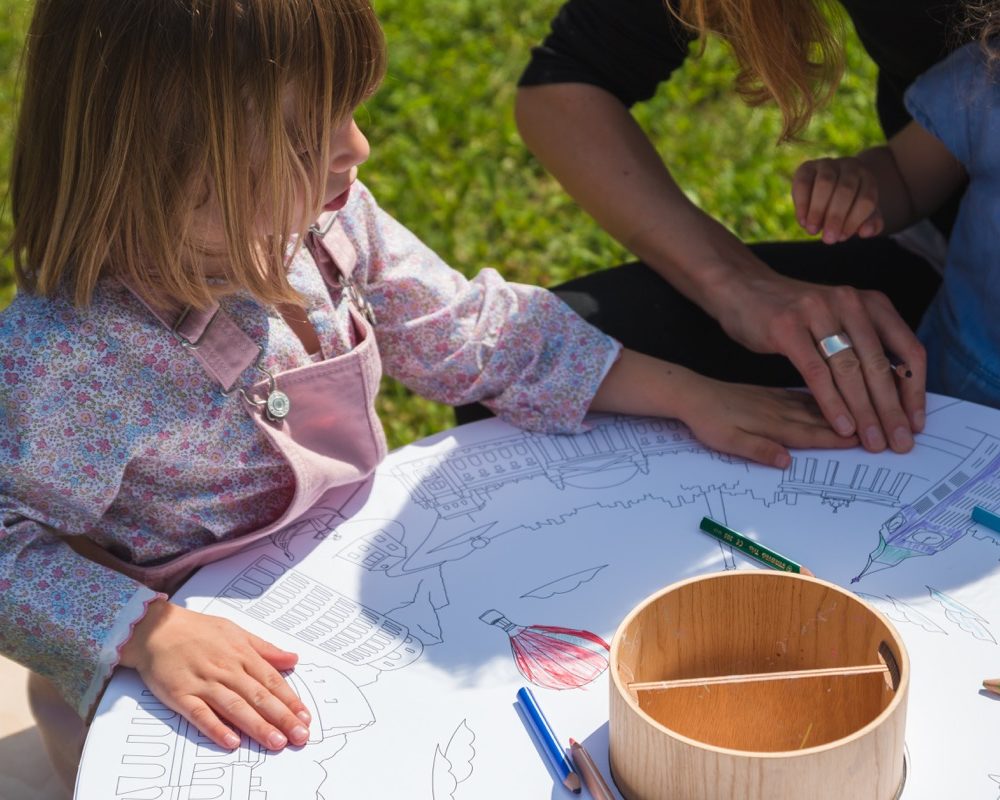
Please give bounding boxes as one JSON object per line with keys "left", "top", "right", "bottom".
{"left": 479, "top": 609, "right": 610, "bottom": 690}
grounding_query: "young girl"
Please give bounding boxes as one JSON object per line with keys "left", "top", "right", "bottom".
{"left": 0, "top": 0, "right": 852, "bottom": 787}
{"left": 790, "top": 5, "right": 1000, "bottom": 408}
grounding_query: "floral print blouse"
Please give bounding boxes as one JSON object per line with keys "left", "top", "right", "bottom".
{"left": 0, "top": 182, "right": 619, "bottom": 717}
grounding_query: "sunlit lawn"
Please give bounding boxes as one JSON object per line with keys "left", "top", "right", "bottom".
{"left": 0, "top": 1, "right": 882, "bottom": 448}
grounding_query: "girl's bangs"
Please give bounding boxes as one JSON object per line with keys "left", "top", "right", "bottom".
{"left": 289, "top": 0, "right": 386, "bottom": 134}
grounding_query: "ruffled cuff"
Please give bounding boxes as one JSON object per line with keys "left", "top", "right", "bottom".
{"left": 79, "top": 587, "right": 167, "bottom": 719}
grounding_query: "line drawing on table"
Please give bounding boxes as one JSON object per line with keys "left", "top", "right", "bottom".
{"left": 777, "top": 456, "right": 917, "bottom": 512}
{"left": 208, "top": 555, "right": 424, "bottom": 672}
{"left": 82, "top": 398, "right": 1000, "bottom": 799}
{"left": 110, "top": 663, "right": 373, "bottom": 800}
{"left": 393, "top": 480, "right": 767, "bottom": 578}
{"left": 520, "top": 565, "right": 608, "bottom": 599}
{"left": 928, "top": 585, "right": 996, "bottom": 644}
{"left": 269, "top": 506, "right": 348, "bottom": 561}
{"left": 431, "top": 719, "right": 476, "bottom": 800}
{"left": 390, "top": 416, "right": 742, "bottom": 522}
{"left": 479, "top": 609, "right": 611, "bottom": 690}
{"left": 265, "top": 480, "right": 371, "bottom": 560}
{"left": 853, "top": 430, "right": 1000, "bottom": 582}
{"left": 854, "top": 593, "right": 947, "bottom": 635}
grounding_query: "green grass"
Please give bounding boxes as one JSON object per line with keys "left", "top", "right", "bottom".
{"left": 0, "top": 1, "right": 882, "bottom": 449}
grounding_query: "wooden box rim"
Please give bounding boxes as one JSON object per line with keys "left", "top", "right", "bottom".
{"left": 609, "top": 569, "right": 911, "bottom": 759}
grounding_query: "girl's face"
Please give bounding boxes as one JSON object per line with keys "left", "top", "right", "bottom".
{"left": 188, "top": 112, "right": 370, "bottom": 271}
{"left": 307, "top": 114, "right": 371, "bottom": 218}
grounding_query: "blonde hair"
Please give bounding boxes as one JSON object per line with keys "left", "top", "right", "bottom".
{"left": 669, "top": 0, "right": 844, "bottom": 141}
{"left": 10, "top": 0, "right": 386, "bottom": 310}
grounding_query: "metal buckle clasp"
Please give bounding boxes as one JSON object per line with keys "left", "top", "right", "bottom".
{"left": 309, "top": 216, "right": 337, "bottom": 238}
{"left": 221, "top": 346, "right": 291, "bottom": 422}
{"left": 307, "top": 218, "right": 376, "bottom": 326}
{"left": 340, "top": 273, "right": 377, "bottom": 326}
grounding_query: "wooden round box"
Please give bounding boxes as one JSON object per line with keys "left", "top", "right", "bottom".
{"left": 609, "top": 571, "right": 908, "bottom": 800}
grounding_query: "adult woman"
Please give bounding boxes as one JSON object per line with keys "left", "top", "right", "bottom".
{"left": 517, "top": 0, "right": 964, "bottom": 453}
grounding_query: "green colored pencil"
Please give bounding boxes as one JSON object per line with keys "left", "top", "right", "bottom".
{"left": 698, "top": 516, "right": 814, "bottom": 577}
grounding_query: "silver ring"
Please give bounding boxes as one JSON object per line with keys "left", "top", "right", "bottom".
{"left": 818, "top": 333, "right": 853, "bottom": 359}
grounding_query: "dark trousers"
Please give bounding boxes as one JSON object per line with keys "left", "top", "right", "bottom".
{"left": 454, "top": 236, "right": 942, "bottom": 425}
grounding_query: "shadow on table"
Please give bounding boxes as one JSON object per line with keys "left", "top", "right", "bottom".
{"left": 349, "top": 413, "right": 1000, "bottom": 682}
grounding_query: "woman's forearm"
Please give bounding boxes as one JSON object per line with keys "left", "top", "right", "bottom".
{"left": 515, "top": 82, "right": 775, "bottom": 317}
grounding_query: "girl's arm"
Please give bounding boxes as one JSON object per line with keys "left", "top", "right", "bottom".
{"left": 588, "top": 348, "right": 858, "bottom": 469}
{"left": 886, "top": 121, "right": 968, "bottom": 226}
{"left": 0, "top": 292, "right": 311, "bottom": 752}
{"left": 349, "top": 185, "right": 854, "bottom": 466}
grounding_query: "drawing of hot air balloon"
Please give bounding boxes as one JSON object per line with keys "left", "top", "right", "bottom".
{"left": 479, "top": 609, "right": 610, "bottom": 690}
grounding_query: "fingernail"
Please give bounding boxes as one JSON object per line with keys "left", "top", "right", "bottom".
{"left": 913, "top": 409, "right": 926, "bottom": 431}
{"left": 775, "top": 453, "right": 791, "bottom": 470}
{"left": 224, "top": 733, "right": 240, "bottom": 749}
{"left": 823, "top": 231, "right": 838, "bottom": 244}
{"left": 834, "top": 415, "right": 854, "bottom": 436}
{"left": 864, "top": 426, "right": 886, "bottom": 450}
{"left": 297, "top": 710, "right": 312, "bottom": 724}
{"left": 892, "top": 426, "right": 913, "bottom": 451}
{"left": 268, "top": 731, "right": 288, "bottom": 749}
{"left": 291, "top": 724, "right": 309, "bottom": 742}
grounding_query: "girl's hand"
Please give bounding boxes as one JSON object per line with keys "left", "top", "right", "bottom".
{"left": 589, "top": 349, "right": 860, "bottom": 467}
{"left": 792, "top": 157, "right": 884, "bottom": 244}
{"left": 119, "top": 600, "right": 312, "bottom": 751}
{"left": 676, "top": 375, "right": 859, "bottom": 469}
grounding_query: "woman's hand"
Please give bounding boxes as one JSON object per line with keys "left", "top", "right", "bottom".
{"left": 675, "top": 375, "right": 859, "bottom": 469}
{"left": 710, "top": 267, "right": 925, "bottom": 454}
{"left": 119, "top": 600, "right": 312, "bottom": 751}
{"left": 792, "top": 157, "right": 884, "bottom": 243}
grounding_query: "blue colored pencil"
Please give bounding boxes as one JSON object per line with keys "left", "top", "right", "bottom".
{"left": 516, "top": 687, "right": 581, "bottom": 793}
{"left": 972, "top": 505, "right": 1000, "bottom": 534}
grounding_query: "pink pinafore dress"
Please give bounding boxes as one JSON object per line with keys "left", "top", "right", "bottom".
{"left": 29, "top": 215, "right": 387, "bottom": 793}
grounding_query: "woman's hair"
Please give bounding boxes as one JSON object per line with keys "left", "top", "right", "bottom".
{"left": 668, "top": 0, "right": 844, "bottom": 142}
{"left": 10, "top": 0, "right": 386, "bottom": 310}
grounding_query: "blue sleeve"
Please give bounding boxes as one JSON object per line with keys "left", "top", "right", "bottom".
{"left": 904, "top": 42, "right": 990, "bottom": 169}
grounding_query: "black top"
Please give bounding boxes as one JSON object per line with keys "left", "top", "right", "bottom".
{"left": 520, "top": 0, "right": 961, "bottom": 138}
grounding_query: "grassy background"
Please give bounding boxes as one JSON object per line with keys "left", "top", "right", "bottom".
{"left": 0, "top": 1, "right": 882, "bottom": 449}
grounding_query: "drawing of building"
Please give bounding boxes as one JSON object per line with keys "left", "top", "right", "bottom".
{"left": 854, "top": 435, "right": 1000, "bottom": 581}
{"left": 391, "top": 416, "right": 709, "bottom": 519}
{"left": 335, "top": 525, "right": 406, "bottom": 572}
{"left": 778, "top": 456, "right": 914, "bottom": 512}
{"left": 112, "top": 664, "right": 374, "bottom": 799}
{"left": 215, "top": 556, "right": 423, "bottom": 669}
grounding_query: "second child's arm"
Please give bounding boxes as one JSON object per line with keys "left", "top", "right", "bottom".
{"left": 792, "top": 121, "right": 967, "bottom": 243}
{"left": 588, "top": 348, "right": 858, "bottom": 469}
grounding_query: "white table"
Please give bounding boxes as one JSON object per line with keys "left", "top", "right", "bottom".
{"left": 76, "top": 394, "right": 1000, "bottom": 798}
